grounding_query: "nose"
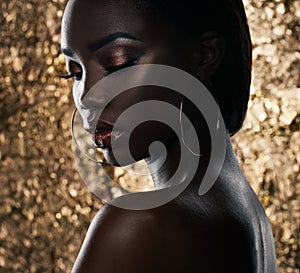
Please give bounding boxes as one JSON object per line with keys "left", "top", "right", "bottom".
{"left": 76, "top": 67, "right": 110, "bottom": 110}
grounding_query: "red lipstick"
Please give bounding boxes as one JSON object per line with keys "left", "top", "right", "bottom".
{"left": 93, "top": 128, "right": 123, "bottom": 148}
{"left": 93, "top": 130, "right": 112, "bottom": 148}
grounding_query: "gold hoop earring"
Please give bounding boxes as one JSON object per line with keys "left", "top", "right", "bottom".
{"left": 179, "top": 100, "right": 220, "bottom": 157}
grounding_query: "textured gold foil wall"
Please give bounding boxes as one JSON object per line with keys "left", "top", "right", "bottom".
{"left": 0, "top": 0, "right": 299, "bottom": 272}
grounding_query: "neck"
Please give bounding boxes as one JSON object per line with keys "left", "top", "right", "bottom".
{"left": 145, "top": 131, "right": 239, "bottom": 195}
{"left": 145, "top": 134, "right": 212, "bottom": 190}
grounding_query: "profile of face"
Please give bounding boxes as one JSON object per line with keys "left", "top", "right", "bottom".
{"left": 61, "top": 0, "right": 223, "bottom": 166}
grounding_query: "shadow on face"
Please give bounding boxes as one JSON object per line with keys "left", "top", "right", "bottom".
{"left": 61, "top": 0, "right": 224, "bottom": 165}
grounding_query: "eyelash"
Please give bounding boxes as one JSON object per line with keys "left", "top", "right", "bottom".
{"left": 60, "top": 72, "right": 82, "bottom": 81}
{"left": 60, "top": 58, "right": 139, "bottom": 81}
{"left": 105, "top": 57, "right": 139, "bottom": 75}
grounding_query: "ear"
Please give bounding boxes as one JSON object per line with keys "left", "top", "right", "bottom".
{"left": 192, "top": 32, "right": 225, "bottom": 82}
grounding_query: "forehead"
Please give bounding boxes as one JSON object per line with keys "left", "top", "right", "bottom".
{"left": 61, "top": 0, "right": 162, "bottom": 51}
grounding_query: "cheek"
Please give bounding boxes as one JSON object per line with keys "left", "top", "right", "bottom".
{"left": 141, "top": 40, "right": 196, "bottom": 75}
{"left": 116, "top": 86, "right": 182, "bottom": 106}
{"left": 102, "top": 86, "right": 182, "bottom": 132}
{"left": 102, "top": 89, "right": 182, "bottom": 162}
{"left": 108, "top": 122, "right": 178, "bottom": 165}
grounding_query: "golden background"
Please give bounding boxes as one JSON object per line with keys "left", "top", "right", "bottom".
{"left": 0, "top": 0, "right": 299, "bottom": 272}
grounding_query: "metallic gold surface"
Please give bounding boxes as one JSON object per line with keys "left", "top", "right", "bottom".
{"left": 0, "top": 0, "right": 299, "bottom": 272}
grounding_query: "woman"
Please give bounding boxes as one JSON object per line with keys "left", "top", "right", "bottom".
{"left": 61, "top": 0, "right": 277, "bottom": 272}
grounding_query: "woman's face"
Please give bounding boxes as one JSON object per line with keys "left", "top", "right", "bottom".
{"left": 61, "top": 0, "right": 201, "bottom": 165}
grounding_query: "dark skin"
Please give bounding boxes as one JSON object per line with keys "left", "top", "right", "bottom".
{"left": 61, "top": 0, "right": 277, "bottom": 272}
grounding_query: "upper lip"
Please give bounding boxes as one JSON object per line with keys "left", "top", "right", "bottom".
{"left": 93, "top": 120, "right": 113, "bottom": 134}
{"left": 86, "top": 120, "right": 115, "bottom": 134}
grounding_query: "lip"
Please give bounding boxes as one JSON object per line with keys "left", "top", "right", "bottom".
{"left": 91, "top": 120, "right": 123, "bottom": 148}
{"left": 93, "top": 130, "right": 124, "bottom": 148}
{"left": 93, "top": 130, "right": 112, "bottom": 148}
{"left": 84, "top": 119, "right": 114, "bottom": 134}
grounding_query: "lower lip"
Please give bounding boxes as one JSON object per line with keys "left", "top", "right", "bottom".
{"left": 93, "top": 131, "right": 123, "bottom": 148}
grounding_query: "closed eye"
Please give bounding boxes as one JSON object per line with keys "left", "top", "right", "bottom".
{"left": 105, "top": 57, "right": 139, "bottom": 75}
{"left": 60, "top": 72, "right": 82, "bottom": 81}
{"left": 60, "top": 60, "right": 83, "bottom": 81}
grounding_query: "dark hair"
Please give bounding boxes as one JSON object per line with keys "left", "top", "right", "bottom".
{"left": 137, "top": 0, "right": 252, "bottom": 135}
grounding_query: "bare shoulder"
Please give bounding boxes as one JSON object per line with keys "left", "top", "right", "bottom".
{"left": 71, "top": 203, "right": 192, "bottom": 273}
{"left": 71, "top": 198, "right": 255, "bottom": 273}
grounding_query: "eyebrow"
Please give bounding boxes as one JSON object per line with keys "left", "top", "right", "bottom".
{"left": 61, "top": 32, "right": 140, "bottom": 57}
{"left": 88, "top": 32, "right": 140, "bottom": 52}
